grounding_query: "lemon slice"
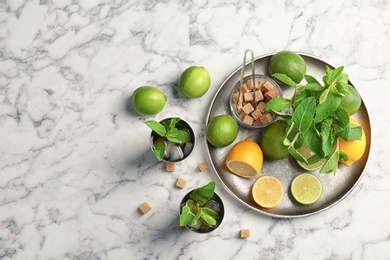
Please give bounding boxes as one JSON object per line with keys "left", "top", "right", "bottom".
{"left": 225, "top": 137, "right": 263, "bottom": 178}
{"left": 252, "top": 175, "right": 284, "bottom": 208}
{"left": 291, "top": 173, "right": 323, "bottom": 205}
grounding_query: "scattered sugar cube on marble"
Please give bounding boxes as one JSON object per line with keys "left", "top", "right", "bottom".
{"left": 198, "top": 162, "right": 208, "bottom": 172}
{"left": 166, "top": 162, "right": 175, "bottom": 172}
{"left": 176, "top": 178, "right": 187, "bottom": 189}
{"left": 240, "top": 229, "right": 250, "bottom": 238}
{"left": 139, "top": 202, "right": 152, "bottom": 215}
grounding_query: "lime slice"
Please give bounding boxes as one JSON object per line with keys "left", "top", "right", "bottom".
{"left": 291, "top": 173, "right": 323, "bottom": 205}
{"left": 296, "top": 145, "right": 325, "bottom": 171}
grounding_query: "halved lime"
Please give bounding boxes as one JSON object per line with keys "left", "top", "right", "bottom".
{"left": 296, "top": 145, "right": 326, "bottom": 171}
{"left": 291, "top": 173, "right": 323, "bottom": 205}
{"left": 297, "top": 159, "right": 326, "bottom": 171}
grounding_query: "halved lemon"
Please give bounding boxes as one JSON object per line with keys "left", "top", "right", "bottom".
{"left": 252, "top": 175, "right": 284, "bottom": 208}
{"left": 225, "top": 137, "right": 263, "bottom": 178}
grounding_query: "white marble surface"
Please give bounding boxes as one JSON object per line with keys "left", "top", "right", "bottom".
{"left": 1, "top": 0, "right": 390, "bottom": 259}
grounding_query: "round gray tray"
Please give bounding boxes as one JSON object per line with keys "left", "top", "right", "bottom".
{"left": 205, "top": 52, "right": 371, "bottom": 218}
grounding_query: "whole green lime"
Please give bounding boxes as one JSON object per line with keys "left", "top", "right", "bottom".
{"left": 178, "top": 66, "right": 211, "bottom": 98}
{"left": 260, "top": 120, "right": 289, "bottom": 160}
{"left": 206, "top": 115, "right": 239, "bottom": 147}
{"left": 269, "top": 51, "right": 306, "bottom": 84}
{"left": 340, "top": 85, "right": 361, "bottom": 115}
{"left": 131, "top": 86, "right": 167, "bottom": 115}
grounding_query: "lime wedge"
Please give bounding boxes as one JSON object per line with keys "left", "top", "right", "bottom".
{"left": 291, "top": 173, "right": 323, "bottom": 204}
{"left": 296, "top": 145, "right": 325, "bottom": 171}
{"left": 297, "top": 159, "right": 326, "bottom": 171}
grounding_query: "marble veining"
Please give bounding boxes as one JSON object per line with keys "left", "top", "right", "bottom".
{"left": 1, "top": 0, "right": 390, "bottom": 259}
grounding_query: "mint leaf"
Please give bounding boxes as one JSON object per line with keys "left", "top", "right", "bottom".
{"left": 166, "top": 128, "right": 191, "bottom": 143}
{"left": 305, "top": 126, "right": 324, "bottom": 157}
{"left": 334, "top": 108, "right": 350, "bottom": 128}
{"left": 319, "top": 87, "right": 330, "bottom": 104}
{"left": 333, "top": 82, "right": 349, "bottom": 96}
{"left": 153, "top": 138, "right": 166, "bottom": 161}
{"left": 179, "top": 199, "right": 198, "bottom": 227}
{"left": 306, "top": 153, "right": 324, "bottom": 164}
{"left": 270, "top": 111, "right": 292, "bottom": 120}
{"left": 314, "top": 94, "right": 341, "bottom": 123}
{"left": 168, "top": 117, "right": 180, "bottom": 130}
{"left": 304, "top": 74, "right": 321, "bottom": 85}
{"left": 299, "top": 83, "right": 324, "bottom": 92}
{"left": 323, "top": 66, "right": 344, "bottom": 85}
{"left": 320, "top": 149, "right": 339, "bottom": 174}
{"left": 190, "top": 181, "right": 216, "bottom": 206}
{"left": 265, "top": 97, "right": 292, "bottom": 112}
{"left": 288, "top": 145, "right": 308, "bottom": 163}
{"left": 200, "top": 208, "right": 219, "bottom": 227}
{"left": 292, "top": 97, "right": 316, "bottom": 134}
{"left": 293, "top": 90, "right": 310, "bottom": 108}
{"left": 145, "top": 120, "right": 166, "bottom": 137}
{"left": 191, "top": 210, "right": 202, "bottom": 226}
{"left": 283, "top": 122, "right": 295, "bottom": 146}
{"left": 336, "top": 123, "right": 362, "bottom": 141}
{"left": 271, "top": 73, "right": 297, "bottom": 88}
{"left": 339, "top": 150, "right": 348, "bottom": 162}
{"left": 320, "top": 118, "right": 335, "bottom": 156}
{"left": 338, "top": 73, "right": 349, "bottom": 84}
{"left": 348, "top": 124, "right": 363, "bottom": 140}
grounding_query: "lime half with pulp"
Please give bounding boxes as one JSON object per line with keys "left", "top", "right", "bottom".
{"left": 291, "top": 173, "right": 323, "bottom": 205}
{"left": 296, "top": 145, "right": 326, "bottom": 171}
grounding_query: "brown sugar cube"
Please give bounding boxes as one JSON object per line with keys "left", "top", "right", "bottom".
{"left": 265, "top": 89, "right": 279, "bottom": 100}
{"left": 233, "top": 91, "right": 244, "bottom": 104}
{"left": 243, "top": 92, "right": 254, "bottom": 102}
{"left": 254, "top": 79, "right": 262, "bottom": 89}
{"left": 232, "top": 92, "right": 239, "bottom": 103}
{"left": 198, "top": 162, "right": 208, "bottom": 172}
{"left": 241, "top": 83, "right": 249, "bottom": 93}
{"left": 246, "top": 78, "right": 255, "bottom": 90}
{"left": 233, "top": 103, "right": 243, "bottom": 114}
{"left": 260, "top": 113, "right": 274, "bottom": 125}
{"left": 248, "top": 78, "right": 262, "bottom": 90}
{"left": 261, "top": 81, "right": 275, "bottom": 92}
{"left": 242, "top": 103, "right": 255, "bottom": 114}
{"left": 242, "top": 114, "right": 254, "bottom": 125}
{"left": 176, "top": 178, "right": 187, "bottom": 189}
{"left": 251, "top": 109, "right": 263, "bottom": 120}
{"left": 139, "top": 202, "right": 152, "bottom": 214}
{"left": 254, "top": 89, "right": 264, "bottom": 102}
{"left": 232, "top": 102, "right": 239, "bottom": 114}
{"left": 240, "top": 229, "right": 251, "bottom": 238}
{"left": 238, "top": 111, "right": 246, "bottom": 121}
{"left": 166, "top": 162, "right": 175, "bottom": 172}
{"left": 257, "top": 102, "right": 266, "bottom": 113}
{"left": 253, "top": 119, "right": 263, "bottom": 126}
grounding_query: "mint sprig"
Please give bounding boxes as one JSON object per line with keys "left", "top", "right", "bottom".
{"left": 179, "top": 181, "right": 220, "bottom": 228}
{"left": 267, "top": 66, "right": 363, "bottom": 175}
{"left": 145, "top": 117, "right": 191, "bottom": 161}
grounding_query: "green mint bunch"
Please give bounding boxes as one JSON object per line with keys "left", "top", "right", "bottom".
{"left": 145, "top": 117, "right": 191, "bottom": 161}
{"left": 266, "top": 66, "right": 363, "bottom": 175}
{"left": 179, "top": 181, "right": 220, "bottom": 228}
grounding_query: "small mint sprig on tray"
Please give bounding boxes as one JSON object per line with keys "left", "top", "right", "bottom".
{"left": 266, "top": 66, "right": 363, "bottom": 175}
{"left": 145, "top": 117, "right": 191, "bottom": 161}
{"left": 180, "top": 181, "right": 220, "bottom": 228}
